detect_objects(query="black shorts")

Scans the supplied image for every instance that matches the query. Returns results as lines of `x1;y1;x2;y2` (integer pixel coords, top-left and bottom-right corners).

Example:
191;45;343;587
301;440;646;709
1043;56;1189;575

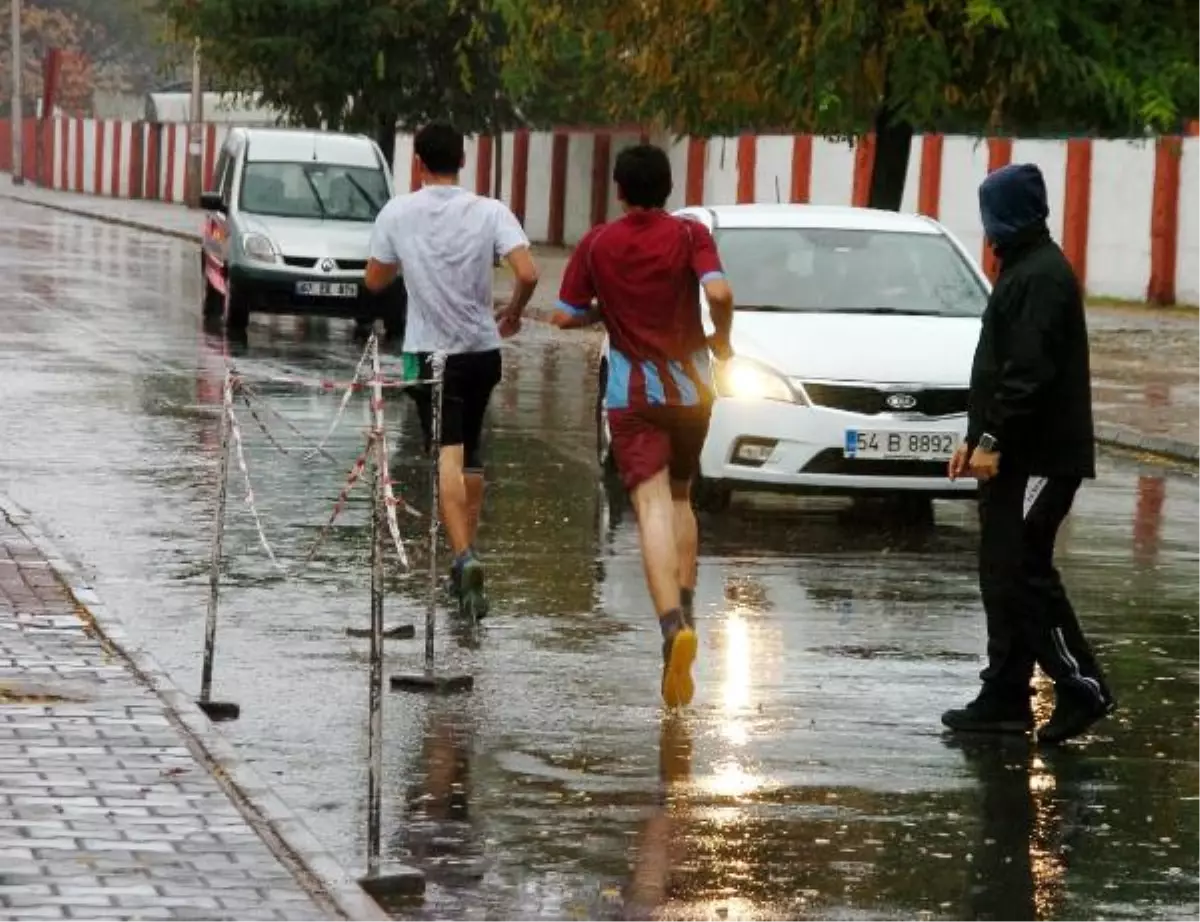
407;350;502;470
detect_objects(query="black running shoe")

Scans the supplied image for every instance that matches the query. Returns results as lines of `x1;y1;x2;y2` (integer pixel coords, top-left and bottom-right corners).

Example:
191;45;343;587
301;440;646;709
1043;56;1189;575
941;692;1034;734
1038;689;1115;745
449;552;488;621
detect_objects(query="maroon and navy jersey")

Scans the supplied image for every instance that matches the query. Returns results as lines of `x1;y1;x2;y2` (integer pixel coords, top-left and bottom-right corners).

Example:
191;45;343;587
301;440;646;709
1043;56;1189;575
557;211;724;410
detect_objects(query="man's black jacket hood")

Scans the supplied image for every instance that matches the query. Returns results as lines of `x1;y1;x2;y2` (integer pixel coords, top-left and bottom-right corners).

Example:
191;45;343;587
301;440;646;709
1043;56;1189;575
968;163;1095;478
978;163;1050;249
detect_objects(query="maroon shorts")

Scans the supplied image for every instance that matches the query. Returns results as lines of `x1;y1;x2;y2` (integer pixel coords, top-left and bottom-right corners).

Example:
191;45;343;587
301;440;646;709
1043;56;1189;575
607;405;712;491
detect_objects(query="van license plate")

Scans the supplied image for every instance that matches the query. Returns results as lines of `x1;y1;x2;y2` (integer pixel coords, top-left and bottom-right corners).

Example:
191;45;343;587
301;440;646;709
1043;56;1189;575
296;281;357;298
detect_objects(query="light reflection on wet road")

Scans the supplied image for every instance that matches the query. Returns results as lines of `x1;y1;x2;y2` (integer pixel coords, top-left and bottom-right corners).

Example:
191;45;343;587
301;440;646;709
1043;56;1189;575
1;203;1196;921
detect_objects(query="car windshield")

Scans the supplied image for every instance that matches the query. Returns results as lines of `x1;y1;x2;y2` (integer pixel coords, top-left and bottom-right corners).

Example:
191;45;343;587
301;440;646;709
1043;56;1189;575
714;226;989;317
239;161;387;222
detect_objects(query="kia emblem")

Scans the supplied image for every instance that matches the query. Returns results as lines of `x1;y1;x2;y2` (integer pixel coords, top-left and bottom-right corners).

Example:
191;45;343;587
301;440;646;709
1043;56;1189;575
886;392;918;410
320;258;336;273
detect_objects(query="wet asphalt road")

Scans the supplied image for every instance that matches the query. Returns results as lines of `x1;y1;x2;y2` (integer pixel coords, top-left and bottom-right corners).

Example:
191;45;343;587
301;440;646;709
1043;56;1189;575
0;203;1197;921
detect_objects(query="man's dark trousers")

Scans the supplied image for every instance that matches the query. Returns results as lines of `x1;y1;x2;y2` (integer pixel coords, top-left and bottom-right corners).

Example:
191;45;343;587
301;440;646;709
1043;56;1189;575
977;468;1110;706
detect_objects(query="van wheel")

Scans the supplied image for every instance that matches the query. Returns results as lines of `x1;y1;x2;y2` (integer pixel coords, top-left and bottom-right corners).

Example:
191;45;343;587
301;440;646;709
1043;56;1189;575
225;279;250;332
382;281;408;343
202;257;224;318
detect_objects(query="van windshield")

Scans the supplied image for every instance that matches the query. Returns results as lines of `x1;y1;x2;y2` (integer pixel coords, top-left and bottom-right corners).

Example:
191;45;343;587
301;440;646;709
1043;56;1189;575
239;161;388;222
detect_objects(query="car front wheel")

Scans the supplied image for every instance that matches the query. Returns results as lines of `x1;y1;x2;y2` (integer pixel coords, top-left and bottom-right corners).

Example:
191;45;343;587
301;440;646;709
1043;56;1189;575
595;358;616;474
892;493;934;524
693;479;731;513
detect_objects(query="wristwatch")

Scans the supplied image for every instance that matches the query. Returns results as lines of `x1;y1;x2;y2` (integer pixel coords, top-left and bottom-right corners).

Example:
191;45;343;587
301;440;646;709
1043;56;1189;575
978;433;999;453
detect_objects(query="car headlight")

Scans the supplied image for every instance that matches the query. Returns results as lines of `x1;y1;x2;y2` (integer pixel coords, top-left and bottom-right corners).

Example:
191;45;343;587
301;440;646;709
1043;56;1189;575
714;357;796;402
242;233;278;263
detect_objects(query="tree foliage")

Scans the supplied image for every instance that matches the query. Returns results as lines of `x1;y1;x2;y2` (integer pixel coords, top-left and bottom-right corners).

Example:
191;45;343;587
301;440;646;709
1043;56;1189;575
499;0;1198;137
0;3;97;114
164;0;516;161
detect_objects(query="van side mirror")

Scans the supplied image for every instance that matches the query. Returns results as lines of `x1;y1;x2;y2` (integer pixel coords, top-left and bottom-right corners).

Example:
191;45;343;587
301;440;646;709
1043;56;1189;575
200;191;226;213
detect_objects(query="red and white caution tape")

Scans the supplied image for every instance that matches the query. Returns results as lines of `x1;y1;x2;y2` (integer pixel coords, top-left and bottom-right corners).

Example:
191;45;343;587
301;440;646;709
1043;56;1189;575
225;387;286;573
235;378;339;465
238;389;292;455
303;334;374;461
371;336;410;569
237;369;439;391
302;432;376;565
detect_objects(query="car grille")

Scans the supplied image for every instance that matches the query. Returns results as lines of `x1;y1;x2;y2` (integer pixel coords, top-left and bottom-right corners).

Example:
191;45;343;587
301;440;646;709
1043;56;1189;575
799;382;967;417
281;256;368;272
802;448;947;478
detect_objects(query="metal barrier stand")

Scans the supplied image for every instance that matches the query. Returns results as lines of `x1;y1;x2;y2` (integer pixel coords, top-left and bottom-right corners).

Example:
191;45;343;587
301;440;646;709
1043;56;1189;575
358;460;424;899
196;371;241;722
391;351;474;694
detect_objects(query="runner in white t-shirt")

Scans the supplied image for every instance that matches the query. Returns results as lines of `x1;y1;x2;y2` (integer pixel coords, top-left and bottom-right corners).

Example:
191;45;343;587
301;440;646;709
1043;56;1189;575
365;123;540;620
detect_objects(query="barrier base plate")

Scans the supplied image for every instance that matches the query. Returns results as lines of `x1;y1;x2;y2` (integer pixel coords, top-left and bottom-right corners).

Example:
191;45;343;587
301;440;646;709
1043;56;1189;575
359;862;425;900
390;672;474;694
345;624;416;640
197;699;241;721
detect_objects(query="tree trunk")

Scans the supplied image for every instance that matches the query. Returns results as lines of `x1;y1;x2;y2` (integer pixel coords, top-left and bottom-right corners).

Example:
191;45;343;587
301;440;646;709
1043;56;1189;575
374;114;397;175
867;104;913;212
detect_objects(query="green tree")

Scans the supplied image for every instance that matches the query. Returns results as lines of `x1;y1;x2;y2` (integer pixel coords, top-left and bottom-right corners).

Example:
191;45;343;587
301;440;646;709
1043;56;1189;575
498;0;1199;209
163;0;516;165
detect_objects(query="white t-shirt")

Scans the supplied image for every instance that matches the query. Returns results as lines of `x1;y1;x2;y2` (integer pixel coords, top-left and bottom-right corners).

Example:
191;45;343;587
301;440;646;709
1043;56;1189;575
369;185;529;354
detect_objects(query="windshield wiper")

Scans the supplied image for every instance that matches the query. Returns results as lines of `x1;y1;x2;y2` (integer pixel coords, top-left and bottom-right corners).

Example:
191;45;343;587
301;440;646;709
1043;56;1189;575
824;306;930;315
343;173;381;213
735;305;803;313
300;170;328;219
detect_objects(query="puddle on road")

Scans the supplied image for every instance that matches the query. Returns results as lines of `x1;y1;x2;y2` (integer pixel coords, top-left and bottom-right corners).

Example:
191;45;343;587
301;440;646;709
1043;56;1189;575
0;211;1196;920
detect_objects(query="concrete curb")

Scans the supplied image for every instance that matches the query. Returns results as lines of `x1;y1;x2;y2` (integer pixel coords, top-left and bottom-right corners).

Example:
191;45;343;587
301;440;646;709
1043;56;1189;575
1;191;203;243
0;493;393;922
1095;423;1200;465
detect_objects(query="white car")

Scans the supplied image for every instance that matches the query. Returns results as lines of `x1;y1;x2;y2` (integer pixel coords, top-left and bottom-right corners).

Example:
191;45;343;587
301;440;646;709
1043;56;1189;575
597;204;990;513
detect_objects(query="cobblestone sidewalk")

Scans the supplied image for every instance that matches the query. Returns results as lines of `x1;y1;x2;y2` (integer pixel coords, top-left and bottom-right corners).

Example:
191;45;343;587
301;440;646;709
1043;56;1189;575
0;506;373;921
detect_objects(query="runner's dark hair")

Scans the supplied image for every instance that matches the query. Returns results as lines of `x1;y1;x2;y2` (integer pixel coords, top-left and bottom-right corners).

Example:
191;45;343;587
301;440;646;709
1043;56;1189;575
614;144;673;209
414;123;465;176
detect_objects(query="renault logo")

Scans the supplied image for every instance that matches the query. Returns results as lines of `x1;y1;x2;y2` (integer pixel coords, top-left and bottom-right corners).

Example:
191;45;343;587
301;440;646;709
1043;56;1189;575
320;258;336;273
886;393;918;410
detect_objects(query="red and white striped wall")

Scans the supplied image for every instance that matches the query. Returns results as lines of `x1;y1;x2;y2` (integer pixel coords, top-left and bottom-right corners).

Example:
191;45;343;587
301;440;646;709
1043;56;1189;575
3;117;1196;305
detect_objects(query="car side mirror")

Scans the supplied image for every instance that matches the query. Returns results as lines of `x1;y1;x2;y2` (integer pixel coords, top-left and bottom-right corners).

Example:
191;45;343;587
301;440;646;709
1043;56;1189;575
200;191;226;213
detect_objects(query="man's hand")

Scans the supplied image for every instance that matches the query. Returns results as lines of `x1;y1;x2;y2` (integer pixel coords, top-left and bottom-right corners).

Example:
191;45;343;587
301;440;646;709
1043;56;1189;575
552;305;601;329
968;447;1001;482
948;443;969;481
708;331;733;362
495;306;522;339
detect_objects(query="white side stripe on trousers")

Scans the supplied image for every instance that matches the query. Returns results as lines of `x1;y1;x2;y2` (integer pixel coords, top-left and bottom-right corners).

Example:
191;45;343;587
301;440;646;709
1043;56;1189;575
1052;626;1105;702
1023;476;1048;519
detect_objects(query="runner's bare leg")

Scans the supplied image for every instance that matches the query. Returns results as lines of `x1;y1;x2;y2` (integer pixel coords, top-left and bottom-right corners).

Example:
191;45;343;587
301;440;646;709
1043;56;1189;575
464;472;485;545
671;479;698;614
439;445;472;555
630;469;681;615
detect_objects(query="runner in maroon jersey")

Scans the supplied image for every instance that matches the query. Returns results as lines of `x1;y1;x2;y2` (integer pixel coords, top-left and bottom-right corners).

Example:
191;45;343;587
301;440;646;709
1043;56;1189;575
552;145;735;706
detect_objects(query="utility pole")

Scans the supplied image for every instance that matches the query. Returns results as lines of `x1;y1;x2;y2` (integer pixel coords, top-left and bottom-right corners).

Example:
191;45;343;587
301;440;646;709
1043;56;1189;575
10;0;23;184
185;36;203;207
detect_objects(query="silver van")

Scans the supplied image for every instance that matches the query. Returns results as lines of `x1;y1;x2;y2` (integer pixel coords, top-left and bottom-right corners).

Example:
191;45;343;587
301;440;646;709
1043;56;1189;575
200;128;406;336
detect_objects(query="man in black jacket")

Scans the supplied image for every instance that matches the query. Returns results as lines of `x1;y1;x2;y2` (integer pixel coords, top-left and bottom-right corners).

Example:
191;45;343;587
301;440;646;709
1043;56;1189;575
942;162;1115;745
